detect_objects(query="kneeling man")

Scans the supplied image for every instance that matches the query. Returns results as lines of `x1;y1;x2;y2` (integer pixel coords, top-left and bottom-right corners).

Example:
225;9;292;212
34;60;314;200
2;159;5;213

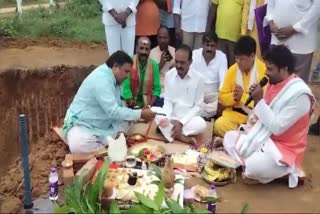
63;51;156;154
223;45;314;188
152;45;207;146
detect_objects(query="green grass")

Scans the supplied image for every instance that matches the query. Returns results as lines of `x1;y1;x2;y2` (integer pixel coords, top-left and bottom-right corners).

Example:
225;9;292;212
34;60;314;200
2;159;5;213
0;0;105;42
0;0;48;8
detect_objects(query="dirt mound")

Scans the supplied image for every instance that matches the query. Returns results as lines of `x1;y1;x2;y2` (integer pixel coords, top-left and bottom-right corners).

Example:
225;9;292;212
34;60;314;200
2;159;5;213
1;38;104;49
0;65;94;176
0;131;67;213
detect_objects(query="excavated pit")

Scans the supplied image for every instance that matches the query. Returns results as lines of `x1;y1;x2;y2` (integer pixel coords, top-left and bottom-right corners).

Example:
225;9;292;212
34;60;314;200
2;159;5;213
0;65;95;212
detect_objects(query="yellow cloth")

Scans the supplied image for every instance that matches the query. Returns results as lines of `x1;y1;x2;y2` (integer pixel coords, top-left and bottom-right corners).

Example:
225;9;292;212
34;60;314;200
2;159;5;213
241;0;266;59
212;0;245;43
214;58;266;137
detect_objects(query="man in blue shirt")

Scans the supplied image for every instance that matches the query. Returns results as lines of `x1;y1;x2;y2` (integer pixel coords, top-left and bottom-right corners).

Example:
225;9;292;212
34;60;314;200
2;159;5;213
63;51;156;153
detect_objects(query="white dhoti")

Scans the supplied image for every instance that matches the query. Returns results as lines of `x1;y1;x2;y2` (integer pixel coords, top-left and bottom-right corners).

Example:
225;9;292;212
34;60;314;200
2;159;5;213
151;107;207;142
200;83;219;118
66;122;133;154
66;126;107;154
223;131;301;188
105;24;135;56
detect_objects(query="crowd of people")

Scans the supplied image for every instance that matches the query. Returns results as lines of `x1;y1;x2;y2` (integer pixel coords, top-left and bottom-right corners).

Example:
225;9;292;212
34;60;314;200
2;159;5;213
63;0;320;188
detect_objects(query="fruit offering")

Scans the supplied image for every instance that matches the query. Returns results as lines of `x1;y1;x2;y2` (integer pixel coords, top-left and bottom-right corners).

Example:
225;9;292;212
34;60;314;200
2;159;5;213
138;148;157;161
202;160;234;184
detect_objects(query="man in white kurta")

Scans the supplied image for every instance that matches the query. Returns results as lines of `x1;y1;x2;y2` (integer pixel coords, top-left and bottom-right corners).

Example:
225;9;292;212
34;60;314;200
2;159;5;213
152;45;207;145
99;0;139;56
191;32;228;118
266;0;320;83
223;45;314;188
173;0;211;49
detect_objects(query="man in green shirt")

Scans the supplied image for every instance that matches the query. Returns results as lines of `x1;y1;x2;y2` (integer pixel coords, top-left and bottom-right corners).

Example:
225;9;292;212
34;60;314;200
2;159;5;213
207;0;244;67
122;36;161;108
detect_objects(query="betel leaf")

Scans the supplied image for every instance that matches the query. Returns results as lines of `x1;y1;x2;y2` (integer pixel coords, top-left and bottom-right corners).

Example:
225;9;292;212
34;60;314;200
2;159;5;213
165;197;184;214
154;182;165;208
124;205;148;214
109;200;121;214
134;192;159;210
149;163;162;179
193;208;210;214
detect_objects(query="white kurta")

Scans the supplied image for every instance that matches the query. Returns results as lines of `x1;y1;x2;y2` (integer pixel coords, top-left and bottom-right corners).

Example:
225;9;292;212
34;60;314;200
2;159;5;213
152;68;207;142
173;0;211;33
99;0;139;56
223;94;311;187
266;0;320;54
191;49;228;117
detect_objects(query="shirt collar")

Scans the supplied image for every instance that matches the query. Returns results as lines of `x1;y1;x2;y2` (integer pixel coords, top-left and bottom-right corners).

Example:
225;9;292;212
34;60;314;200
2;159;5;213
106;64;117;86
175;67;193;79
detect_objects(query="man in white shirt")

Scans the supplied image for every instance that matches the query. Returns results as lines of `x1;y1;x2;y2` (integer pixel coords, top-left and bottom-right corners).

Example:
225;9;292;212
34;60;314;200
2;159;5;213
191;32;228;118
151;45;207;146
173;0;211;50
99;0;139;56
150;26;175;106
266;0;320;83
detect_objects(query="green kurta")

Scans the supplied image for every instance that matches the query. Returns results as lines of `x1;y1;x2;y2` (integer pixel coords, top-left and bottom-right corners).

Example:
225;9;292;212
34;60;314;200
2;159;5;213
122;58;161;107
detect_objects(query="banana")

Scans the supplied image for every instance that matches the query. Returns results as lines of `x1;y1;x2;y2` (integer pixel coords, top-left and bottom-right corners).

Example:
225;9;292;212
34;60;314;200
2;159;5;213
204;165;216;176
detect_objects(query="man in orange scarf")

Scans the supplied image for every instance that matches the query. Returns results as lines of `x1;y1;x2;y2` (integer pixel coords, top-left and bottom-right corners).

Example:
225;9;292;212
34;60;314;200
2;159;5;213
122;37;161;108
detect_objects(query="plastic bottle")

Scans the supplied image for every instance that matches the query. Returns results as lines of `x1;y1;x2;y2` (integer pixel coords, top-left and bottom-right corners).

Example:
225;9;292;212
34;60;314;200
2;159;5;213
207;184;217;214
49;167;59;201
197;147;208;173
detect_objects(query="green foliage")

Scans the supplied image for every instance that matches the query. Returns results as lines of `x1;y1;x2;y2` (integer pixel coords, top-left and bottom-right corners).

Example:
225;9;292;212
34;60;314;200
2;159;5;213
0;0;105;42
54;158;110;214
241;203;249;214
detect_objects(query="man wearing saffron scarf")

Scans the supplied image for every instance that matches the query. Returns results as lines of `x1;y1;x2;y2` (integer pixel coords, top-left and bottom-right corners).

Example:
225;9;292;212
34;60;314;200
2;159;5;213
214;36;265;137
122;37;161;108
223;45;314;188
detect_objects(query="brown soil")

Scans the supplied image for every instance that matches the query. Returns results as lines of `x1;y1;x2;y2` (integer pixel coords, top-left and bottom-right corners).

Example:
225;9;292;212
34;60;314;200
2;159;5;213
0;41;319;213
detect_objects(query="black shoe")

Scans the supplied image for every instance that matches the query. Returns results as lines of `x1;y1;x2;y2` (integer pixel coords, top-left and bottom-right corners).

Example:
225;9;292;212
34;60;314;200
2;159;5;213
309;121;320;136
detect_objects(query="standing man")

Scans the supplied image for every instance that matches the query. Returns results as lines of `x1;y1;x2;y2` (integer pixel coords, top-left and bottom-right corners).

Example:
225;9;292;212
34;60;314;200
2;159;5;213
99;0;139;56
150;26;175;106
191;32;228;118
223;45;314;188
173;0;211;50
135;0;160;49
122;37;162;108
152;45;206;145
63;51;156;154
266;0;320;83
214;36;265;137
155;0;177;47
207;0;244;67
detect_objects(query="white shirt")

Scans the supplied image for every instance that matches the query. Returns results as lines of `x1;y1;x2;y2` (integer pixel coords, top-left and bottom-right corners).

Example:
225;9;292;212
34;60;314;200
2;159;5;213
163;68;205;125
191;48;228;95
99;0;139;26
173;0;211;33
266;0;320;54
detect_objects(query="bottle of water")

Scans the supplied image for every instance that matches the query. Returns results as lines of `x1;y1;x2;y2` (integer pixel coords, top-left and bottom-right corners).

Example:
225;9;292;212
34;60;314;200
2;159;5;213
197;147;208;173
207;184;217;214
49;167;59;201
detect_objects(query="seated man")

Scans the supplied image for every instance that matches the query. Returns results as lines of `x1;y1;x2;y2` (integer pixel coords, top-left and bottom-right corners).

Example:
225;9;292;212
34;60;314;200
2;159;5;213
150;26;175;106
223;45;314;188
191;31;228;118
214;36;265;137
122;36;161;108
152;44;207;146
63;51;156;154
